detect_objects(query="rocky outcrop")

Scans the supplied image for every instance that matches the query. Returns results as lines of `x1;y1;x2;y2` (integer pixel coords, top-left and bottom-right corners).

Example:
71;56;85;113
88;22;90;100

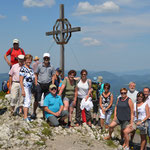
0;96;122;150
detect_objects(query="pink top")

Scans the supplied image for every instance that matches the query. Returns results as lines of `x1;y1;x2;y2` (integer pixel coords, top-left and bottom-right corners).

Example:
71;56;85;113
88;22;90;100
9;63;22;81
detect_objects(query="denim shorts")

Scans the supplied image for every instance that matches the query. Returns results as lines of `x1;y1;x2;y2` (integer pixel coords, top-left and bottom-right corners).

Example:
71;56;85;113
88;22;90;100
99;108;112;125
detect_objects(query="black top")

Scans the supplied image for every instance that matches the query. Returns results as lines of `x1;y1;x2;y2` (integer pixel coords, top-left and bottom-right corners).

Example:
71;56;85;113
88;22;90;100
117;97;131;121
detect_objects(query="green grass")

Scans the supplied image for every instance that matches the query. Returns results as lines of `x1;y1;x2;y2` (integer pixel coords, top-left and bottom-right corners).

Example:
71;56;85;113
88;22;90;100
42;122;50;128
34;141;45;146
106;139;117;148
41;127;52;137
21;128;36;135
22;128;31;134
0;91;6;99
17;136;24;140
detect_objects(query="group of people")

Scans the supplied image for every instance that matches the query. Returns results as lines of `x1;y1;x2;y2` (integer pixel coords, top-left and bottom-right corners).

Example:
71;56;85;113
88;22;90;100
4;39;150;150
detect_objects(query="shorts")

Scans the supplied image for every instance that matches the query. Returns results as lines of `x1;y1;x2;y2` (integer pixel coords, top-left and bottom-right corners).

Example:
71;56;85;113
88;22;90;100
99;108;112;125
134;120;148;135
137;125;147;135
115;118;130;130
63;97;74;107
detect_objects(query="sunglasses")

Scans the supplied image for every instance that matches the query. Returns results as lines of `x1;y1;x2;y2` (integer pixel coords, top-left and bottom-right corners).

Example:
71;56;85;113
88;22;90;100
51;88;57;91
44;57;50;60
121;92;127;95
137;96;143;98
104;87;109;89
82;74;87;76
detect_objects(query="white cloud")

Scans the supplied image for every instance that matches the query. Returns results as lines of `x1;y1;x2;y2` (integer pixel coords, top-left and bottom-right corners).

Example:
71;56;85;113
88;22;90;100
21;16;29;22
0;14;6;19
74;1;119;15
114;0;132;5
23;0;55;7
81;37;102;46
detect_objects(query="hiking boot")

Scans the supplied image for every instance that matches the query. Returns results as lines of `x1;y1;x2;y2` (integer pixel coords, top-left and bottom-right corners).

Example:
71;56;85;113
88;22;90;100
31;113;37;119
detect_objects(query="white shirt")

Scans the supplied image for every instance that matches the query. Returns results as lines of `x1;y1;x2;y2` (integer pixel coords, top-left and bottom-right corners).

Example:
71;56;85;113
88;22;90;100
80;97;93;111
146;95;150;108
134;102;147;121
145;95;150;119
127;90;138;103
77;79;89;99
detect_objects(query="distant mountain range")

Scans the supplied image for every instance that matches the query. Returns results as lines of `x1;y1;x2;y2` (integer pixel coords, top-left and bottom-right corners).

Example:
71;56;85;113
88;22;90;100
1;70;150;102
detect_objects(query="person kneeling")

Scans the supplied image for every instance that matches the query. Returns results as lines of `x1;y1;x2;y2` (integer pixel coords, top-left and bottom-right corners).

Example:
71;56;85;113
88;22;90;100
43;84;68;127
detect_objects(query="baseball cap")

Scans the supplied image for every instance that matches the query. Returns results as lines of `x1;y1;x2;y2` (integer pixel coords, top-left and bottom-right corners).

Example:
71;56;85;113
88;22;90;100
49;84;57;89
43;53;50;58
13;39;19;44
56;67;62;72
18;55;25;60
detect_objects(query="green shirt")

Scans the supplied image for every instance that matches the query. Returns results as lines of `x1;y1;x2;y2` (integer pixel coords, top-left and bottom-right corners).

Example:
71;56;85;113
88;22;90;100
62;78;77;99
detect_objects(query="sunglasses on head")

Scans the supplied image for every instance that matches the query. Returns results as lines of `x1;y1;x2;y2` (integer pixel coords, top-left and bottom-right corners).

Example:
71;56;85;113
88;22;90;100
121;92;127;95
51;87;57;91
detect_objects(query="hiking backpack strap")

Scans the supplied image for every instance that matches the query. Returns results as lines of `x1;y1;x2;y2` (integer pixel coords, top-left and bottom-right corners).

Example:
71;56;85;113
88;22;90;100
10;47;23;55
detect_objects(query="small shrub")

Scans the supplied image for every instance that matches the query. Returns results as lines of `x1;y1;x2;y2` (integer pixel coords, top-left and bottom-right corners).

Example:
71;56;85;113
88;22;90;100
42;127;52;137
106;139;117;148
35;141;45;146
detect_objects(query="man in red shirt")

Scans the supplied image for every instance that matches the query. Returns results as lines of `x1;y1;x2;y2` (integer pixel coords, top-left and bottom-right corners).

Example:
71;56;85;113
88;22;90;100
4;39;25;67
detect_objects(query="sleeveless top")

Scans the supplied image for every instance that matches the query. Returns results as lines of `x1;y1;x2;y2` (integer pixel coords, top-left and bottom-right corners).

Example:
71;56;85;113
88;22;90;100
77;79;89;99
100;93;112;109
117;97;131;121
134;102;147;121
62;78;77;99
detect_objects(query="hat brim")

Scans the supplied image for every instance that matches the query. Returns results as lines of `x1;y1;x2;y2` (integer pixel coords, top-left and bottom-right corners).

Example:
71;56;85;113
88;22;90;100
33;58;39;61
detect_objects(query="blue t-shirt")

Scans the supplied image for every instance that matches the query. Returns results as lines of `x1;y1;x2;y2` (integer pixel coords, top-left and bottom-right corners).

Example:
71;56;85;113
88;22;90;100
19;65;34;88
44;93;63;118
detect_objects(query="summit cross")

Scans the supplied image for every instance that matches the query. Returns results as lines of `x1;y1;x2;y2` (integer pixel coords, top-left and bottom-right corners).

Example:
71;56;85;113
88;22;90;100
46;4;81;76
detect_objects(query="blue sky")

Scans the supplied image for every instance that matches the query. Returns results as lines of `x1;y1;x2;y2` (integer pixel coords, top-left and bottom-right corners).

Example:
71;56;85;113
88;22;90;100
0;0;150;74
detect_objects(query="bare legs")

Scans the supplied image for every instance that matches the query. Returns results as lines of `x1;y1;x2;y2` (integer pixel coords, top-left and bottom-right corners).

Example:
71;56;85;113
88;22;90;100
23;107;28;119
104;120;118;140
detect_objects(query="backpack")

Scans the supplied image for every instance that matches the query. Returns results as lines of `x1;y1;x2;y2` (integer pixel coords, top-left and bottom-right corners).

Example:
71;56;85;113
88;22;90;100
91;81;98;100
2;81;8;92
10;47;23;55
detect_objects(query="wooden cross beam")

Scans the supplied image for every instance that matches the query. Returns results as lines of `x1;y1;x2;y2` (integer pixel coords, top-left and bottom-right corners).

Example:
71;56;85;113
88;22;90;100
46;4;81;76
